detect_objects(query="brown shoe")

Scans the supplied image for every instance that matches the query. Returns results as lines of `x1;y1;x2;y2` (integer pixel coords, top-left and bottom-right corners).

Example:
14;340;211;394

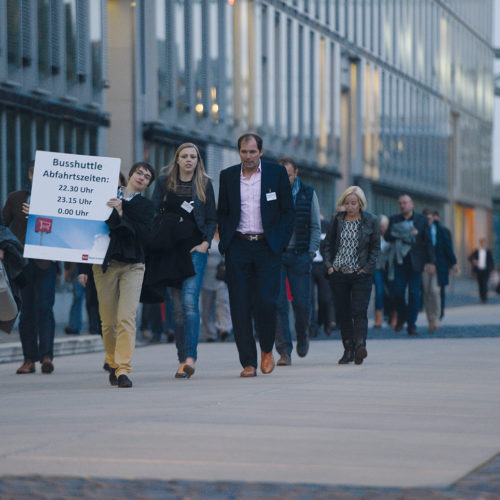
41;358;54;374
240;366;257;377
260;351;275;374
16;360;35;374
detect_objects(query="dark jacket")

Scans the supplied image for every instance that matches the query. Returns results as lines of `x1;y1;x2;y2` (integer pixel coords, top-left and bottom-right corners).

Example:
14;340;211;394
0;226;26;333
293;182;314;253
385;212;435;272
2;187;52;270
141;213;196;302
322;211;380;274
79;194;154;276
432;222;457;287
217;161;294;255
151;174;217;246
468;248;494;274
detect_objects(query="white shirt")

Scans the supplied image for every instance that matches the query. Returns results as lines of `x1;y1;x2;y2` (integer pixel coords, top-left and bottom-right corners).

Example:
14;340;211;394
477;248;487;270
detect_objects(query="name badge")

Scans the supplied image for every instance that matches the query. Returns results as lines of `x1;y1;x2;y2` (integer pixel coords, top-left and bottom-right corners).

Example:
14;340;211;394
181;201;194;213
266;192;277;201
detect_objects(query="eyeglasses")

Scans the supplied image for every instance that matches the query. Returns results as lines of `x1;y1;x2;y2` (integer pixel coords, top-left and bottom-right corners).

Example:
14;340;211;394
135;170;152;181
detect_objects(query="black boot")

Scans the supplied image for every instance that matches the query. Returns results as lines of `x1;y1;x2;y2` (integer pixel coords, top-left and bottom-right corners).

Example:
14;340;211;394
354;343;368;365
338;340;354;364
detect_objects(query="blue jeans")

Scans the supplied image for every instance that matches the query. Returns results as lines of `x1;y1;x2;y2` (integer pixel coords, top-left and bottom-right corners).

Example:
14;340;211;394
275;251;312;356
393;262;422;328
373;269;385;311
68;273;85;332
170;251;208;362
19;261;57;361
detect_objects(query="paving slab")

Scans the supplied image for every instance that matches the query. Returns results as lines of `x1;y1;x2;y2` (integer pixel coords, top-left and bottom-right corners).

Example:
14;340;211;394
0;337;499;492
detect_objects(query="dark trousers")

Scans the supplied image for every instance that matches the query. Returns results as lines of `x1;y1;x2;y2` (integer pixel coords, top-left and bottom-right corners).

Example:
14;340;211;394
19;261;57;361
440;285;446;318
393;261;422;328
311;262;334;332
225;237;281;368
275;251;312;356
329;271;372;347
476;270;490;302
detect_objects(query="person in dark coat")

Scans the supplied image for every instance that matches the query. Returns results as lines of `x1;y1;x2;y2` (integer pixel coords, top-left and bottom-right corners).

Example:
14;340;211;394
385;194;436;335
432;211;457;319
469;238;495;303
0;224;26;333
151;142;217;379
322;186;380;365
2;163;58;375
217;133;294;377
78;162;155;388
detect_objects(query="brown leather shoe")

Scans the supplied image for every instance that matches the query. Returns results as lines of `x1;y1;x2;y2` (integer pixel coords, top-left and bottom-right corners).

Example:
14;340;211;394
41;358;54;374
240;366;257;377
16;360;35;374
260;351;275;374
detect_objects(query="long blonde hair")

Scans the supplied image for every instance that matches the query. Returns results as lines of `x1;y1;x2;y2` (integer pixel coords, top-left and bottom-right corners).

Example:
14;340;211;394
163;143;211;203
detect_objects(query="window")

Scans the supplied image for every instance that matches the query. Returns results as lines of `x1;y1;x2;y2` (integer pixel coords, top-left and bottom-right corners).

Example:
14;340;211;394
64;0;78;85
38;0;51;78
90;0;103;100
7;0;22;70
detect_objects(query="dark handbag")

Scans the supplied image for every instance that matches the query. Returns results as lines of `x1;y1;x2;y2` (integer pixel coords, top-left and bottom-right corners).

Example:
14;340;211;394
215;260;227;282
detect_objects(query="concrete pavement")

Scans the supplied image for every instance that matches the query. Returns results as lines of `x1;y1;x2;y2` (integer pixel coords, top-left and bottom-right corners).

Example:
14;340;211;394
1;335;499;493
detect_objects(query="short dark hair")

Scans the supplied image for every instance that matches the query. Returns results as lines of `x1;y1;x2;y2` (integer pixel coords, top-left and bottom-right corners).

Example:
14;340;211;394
422;208;431;216
278;157;297;171
128;161;155;186
238;133;263;151
432;210;440;217
119;172;126;187
398;193;412;201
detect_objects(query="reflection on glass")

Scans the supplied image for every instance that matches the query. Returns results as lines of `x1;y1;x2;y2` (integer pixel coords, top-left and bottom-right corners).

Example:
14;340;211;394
175;2;186;114
64;0;77;85
90;0;103;99
38;0;50;78
7;0;21;69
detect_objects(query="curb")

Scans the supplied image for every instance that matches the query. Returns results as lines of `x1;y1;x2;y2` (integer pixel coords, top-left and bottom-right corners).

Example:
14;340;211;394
0;335;104;364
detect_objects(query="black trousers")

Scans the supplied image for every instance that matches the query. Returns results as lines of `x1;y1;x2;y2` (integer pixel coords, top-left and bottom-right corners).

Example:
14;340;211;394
311;262;334;331
225;237;281;368
329;271;373;347
476;270;490;302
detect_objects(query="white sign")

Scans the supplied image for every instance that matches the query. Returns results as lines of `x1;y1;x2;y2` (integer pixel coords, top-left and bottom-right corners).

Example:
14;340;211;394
23;151;121;264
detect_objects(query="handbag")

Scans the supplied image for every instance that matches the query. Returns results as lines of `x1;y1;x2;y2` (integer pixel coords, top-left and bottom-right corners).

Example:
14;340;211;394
0;260;18;321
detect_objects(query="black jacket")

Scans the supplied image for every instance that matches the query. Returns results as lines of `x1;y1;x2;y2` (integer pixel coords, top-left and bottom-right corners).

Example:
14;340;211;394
385;212;435;272
468;248;494;274
151;174;217;246
217;161;294;255
0;226;26;333
322;211;380;274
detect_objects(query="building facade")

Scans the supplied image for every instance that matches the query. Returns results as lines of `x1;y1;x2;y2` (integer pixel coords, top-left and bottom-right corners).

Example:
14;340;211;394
0;0;108;203
1;0;494;271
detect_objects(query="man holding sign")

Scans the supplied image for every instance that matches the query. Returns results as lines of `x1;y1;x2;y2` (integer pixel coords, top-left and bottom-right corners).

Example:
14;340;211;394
2;163;58;375
78;162;155;388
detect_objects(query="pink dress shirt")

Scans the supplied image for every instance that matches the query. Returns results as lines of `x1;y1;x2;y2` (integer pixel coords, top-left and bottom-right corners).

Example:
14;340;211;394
236;163;264;234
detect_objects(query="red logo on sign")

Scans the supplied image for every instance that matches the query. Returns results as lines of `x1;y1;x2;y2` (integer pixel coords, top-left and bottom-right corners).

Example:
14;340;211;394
35;217;53;233
82;254;89;261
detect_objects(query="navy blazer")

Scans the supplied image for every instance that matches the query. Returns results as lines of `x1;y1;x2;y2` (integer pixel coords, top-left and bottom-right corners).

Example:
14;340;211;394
217;161;294;255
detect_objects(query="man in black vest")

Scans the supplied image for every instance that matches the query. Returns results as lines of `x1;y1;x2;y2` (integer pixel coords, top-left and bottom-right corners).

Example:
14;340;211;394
275;158;321;365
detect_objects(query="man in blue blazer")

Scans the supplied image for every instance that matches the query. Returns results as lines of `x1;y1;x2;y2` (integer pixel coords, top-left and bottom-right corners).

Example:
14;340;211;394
218;133;294;377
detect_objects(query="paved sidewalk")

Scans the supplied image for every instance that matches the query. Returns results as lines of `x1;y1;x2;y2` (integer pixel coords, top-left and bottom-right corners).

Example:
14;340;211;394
1;337;499;499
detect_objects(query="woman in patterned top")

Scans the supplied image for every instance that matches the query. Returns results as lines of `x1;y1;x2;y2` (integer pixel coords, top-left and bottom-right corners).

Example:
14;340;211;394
321;186;379;365
152;143;217;379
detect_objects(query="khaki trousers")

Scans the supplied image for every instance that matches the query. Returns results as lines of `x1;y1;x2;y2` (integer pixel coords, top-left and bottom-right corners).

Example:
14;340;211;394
93;261;145;377
422;268;440;326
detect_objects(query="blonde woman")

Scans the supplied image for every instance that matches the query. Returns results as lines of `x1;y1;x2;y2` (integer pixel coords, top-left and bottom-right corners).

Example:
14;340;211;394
321;186;379;365
151;143;216;378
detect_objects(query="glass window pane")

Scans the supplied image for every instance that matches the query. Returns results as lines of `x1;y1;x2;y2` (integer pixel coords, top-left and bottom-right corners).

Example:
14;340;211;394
64;0;78;85
90;0;103;100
